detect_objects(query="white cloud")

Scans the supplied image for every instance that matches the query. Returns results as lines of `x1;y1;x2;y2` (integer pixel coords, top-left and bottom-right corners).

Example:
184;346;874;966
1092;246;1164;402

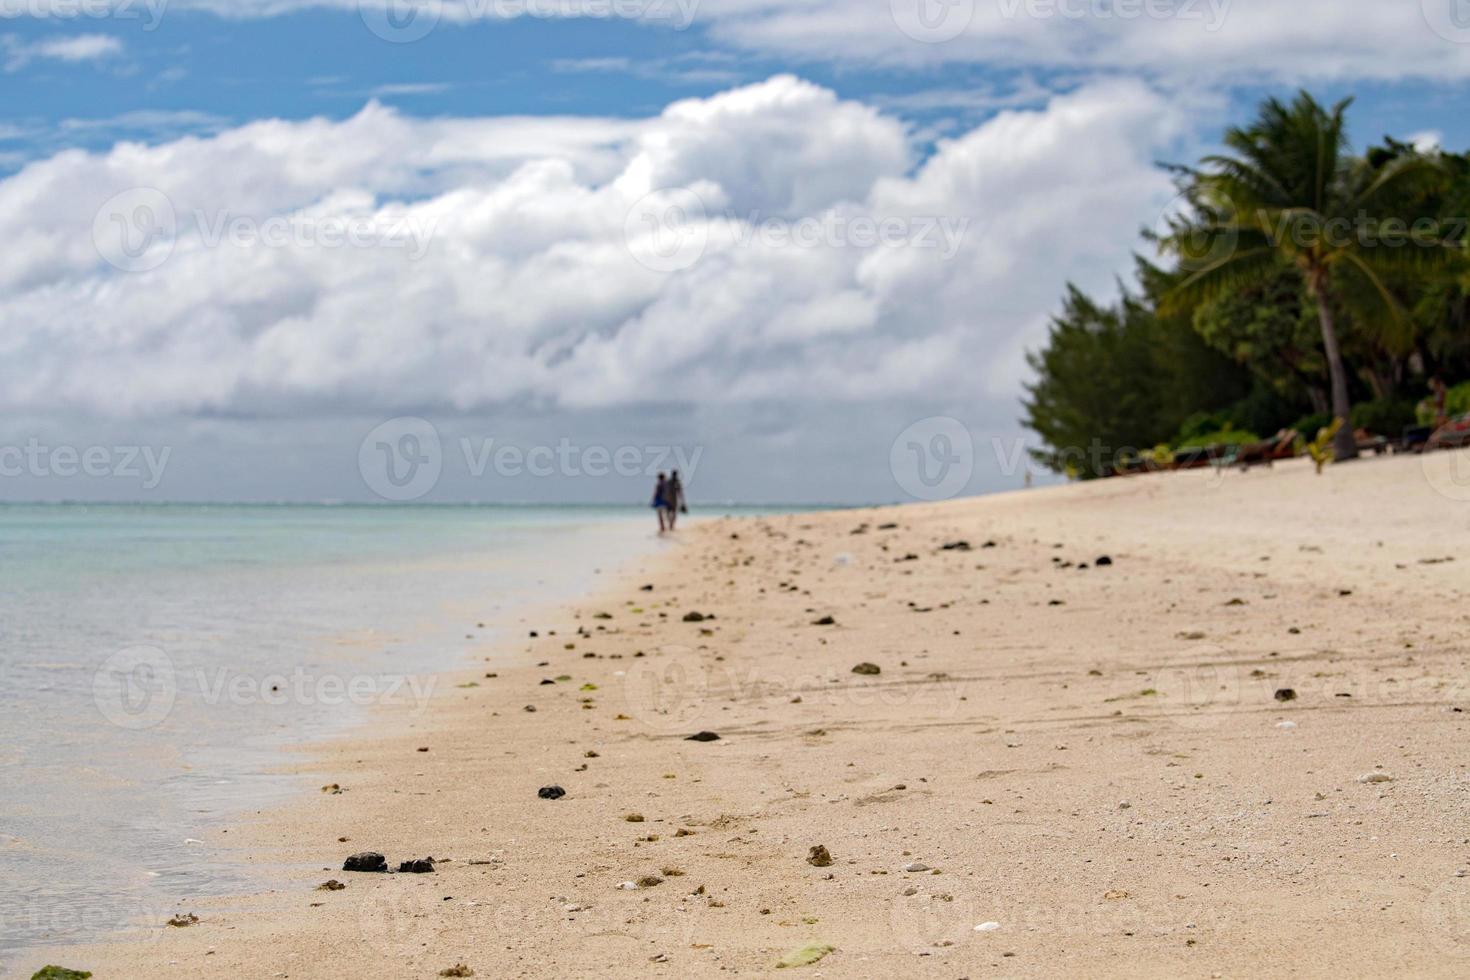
8;0;1470;80
0;75;1180;430
2;32;123;72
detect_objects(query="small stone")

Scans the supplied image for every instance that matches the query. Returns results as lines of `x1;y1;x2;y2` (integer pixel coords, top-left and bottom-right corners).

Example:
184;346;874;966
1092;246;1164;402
1096;556;1113;567
852;663;882;676
538;785;567;800
807;845;833;868
1274;688;1297;702
637;875;664;888
625;813;645;823
1104;890;1130;900
682;612;707;623
316;880;346;891
398;858;436;874
685;731;721;742
813;616;837;626
617;881;639;890
1276;721;1297;730
903;862;931;873
439;965;473;978
1358;772;1393;784
166;913;199;928
342;852;388;873
1118;801;1131;810
975;922;1001;932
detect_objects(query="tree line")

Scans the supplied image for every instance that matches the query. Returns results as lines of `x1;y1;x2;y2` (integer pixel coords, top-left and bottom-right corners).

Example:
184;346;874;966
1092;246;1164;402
1023;92;1470;479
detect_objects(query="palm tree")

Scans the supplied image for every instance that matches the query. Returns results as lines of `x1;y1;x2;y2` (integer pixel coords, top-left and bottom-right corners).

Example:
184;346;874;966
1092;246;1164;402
1158;92;1451;461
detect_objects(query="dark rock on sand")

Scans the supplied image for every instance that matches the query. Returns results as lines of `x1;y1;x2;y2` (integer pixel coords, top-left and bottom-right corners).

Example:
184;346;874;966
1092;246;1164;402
813;615;837;626
166;913;199;927
941;541;972;552
317;879;347;891
538;785;567;800
685;731;721;742
1275;688;1298;702
852;663;881;676
682;612;707;623
1096;556;1114;566
807;845;833;867
343;852;388;873
398;858;436;874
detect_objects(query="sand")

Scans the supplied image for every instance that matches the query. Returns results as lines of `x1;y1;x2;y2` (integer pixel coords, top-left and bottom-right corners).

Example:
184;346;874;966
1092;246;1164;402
18;453;1470;979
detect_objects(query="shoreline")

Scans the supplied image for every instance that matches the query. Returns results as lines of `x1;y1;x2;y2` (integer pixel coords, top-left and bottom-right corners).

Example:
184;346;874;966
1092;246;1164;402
2;510;666;971
17;454;1470;978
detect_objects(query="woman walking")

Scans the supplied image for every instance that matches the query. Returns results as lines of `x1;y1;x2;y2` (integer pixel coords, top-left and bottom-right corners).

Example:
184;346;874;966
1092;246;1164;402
652;472;670;534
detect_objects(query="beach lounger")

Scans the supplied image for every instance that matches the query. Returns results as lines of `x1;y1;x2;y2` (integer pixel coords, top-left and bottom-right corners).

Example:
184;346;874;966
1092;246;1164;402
1235;429;1299;470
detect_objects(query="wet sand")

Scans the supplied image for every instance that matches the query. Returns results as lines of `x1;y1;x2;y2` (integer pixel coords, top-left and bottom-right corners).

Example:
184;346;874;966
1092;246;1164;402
19;453;1470;978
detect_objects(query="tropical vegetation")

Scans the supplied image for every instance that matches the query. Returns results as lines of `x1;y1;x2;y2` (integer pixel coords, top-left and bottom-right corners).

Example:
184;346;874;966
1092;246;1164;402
1024;92;1470;479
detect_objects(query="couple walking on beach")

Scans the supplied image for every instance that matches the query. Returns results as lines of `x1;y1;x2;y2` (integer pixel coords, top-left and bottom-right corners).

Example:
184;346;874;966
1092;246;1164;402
652;470;686;533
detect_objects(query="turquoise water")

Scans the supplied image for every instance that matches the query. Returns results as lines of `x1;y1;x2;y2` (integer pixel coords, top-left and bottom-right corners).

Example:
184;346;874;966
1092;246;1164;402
0;504;679;961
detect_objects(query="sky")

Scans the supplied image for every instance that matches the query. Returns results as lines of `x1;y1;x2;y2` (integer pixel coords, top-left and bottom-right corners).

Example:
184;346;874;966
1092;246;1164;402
2;0;1470;505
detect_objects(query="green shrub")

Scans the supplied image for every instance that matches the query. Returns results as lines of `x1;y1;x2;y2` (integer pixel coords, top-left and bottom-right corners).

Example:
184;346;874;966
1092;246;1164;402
1172;412;1230;446
1351;397;1417;435
1449;381;1470;417
1416;380;1470;425
1291;412;1332;438
1178;427;1261;449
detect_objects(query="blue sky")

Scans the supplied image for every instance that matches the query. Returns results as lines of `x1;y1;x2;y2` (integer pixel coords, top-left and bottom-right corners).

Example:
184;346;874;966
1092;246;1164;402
8;6;1470;167
2;1;1470;504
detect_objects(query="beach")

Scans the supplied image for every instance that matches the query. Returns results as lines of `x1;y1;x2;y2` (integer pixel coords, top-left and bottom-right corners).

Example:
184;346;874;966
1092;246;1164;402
16;453;1470;979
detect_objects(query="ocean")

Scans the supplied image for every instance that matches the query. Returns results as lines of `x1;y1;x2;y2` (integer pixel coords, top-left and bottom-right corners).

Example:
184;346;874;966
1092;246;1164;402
0;503;681;960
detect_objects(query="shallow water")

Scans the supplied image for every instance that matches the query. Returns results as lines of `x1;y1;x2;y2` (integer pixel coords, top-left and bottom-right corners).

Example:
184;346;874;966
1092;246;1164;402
0;504;674;960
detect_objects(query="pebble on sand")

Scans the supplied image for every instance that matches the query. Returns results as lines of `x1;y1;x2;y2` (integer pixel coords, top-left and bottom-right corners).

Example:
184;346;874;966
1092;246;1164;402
807;845;834;867
538;785;567;800
1358;772;1393;784
398;858;436;873
1274;688;1298;702
852;663;882;676
342;852;388;873
685;731;721;742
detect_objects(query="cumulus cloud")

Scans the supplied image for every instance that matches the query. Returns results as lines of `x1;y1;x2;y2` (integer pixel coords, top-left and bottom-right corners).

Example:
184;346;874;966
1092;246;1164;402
0;75;1182;431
